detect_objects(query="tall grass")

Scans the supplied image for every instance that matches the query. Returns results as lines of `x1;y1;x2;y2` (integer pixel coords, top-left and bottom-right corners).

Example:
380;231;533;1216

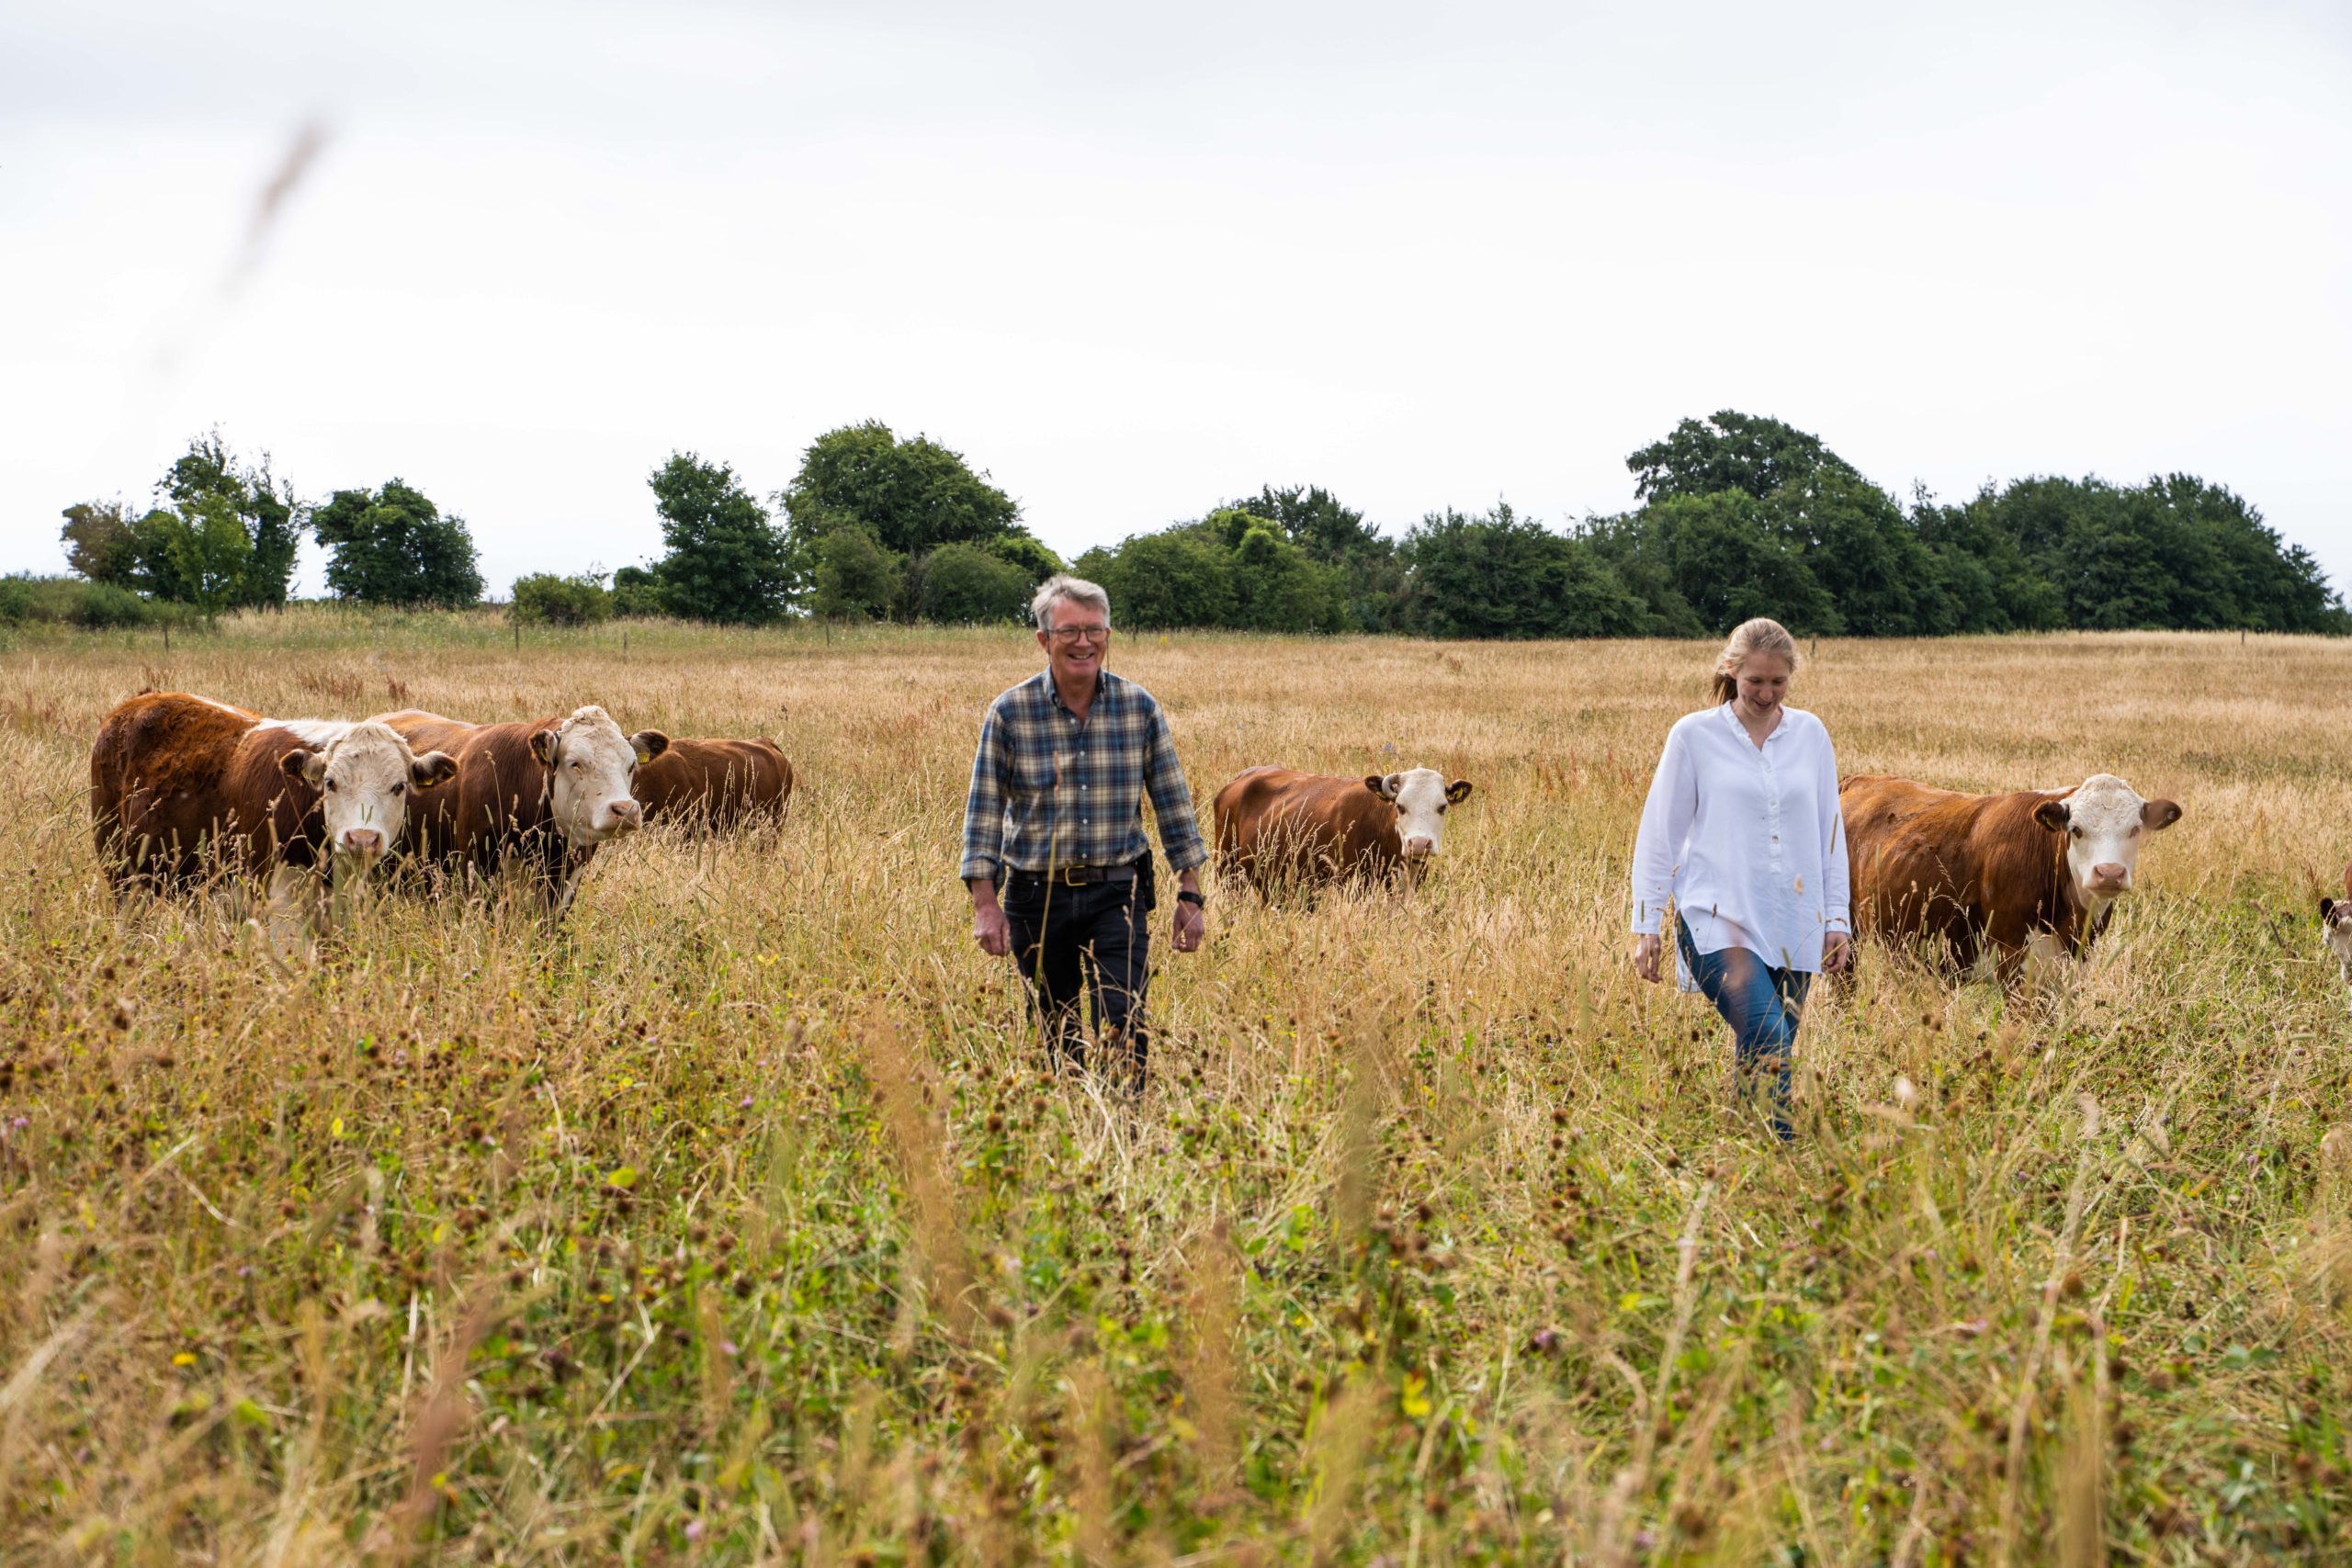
1;619;2349;1562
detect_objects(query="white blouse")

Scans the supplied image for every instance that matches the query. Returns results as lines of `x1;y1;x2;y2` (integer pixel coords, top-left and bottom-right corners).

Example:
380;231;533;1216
1630;702;1851;982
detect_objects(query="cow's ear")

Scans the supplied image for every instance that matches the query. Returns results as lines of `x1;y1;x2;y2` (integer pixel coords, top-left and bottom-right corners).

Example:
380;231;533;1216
410;750;458;790
1445;779;1473;805
529;728;560;768
1363;774;1396;800
2032;799;2070;833
281;747;325;786
630;729;670;764
2142;798;2182;831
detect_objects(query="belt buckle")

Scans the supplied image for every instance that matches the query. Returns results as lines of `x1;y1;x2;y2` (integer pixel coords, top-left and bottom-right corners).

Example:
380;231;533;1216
1057;865;1088;887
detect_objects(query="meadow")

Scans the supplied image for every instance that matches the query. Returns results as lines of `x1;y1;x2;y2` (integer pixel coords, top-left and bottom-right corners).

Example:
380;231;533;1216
4;610;2351;1565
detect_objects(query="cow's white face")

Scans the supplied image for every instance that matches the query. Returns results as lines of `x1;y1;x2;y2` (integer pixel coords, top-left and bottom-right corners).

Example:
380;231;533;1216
2320;871;2352;977
1365;768;1474;862
531;705;669;846
282;721;458;870
2032;773;2182;912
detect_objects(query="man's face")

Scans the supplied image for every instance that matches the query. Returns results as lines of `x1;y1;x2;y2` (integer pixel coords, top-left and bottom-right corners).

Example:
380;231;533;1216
1035;598;1111;690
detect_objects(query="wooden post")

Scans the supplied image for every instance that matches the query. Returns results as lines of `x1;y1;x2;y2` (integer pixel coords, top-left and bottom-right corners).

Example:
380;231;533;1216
514;620;520;654
163;623;170;653
622;628;628;659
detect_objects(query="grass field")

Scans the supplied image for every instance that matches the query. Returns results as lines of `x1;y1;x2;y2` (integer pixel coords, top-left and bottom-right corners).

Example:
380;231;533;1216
5;610;2352;1564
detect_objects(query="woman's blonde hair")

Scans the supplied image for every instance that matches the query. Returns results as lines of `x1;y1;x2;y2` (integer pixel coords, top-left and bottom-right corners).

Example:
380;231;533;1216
1711;617;1800;705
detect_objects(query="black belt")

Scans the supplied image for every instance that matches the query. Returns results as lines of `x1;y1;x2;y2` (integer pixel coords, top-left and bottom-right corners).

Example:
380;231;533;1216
1010;863;1139;887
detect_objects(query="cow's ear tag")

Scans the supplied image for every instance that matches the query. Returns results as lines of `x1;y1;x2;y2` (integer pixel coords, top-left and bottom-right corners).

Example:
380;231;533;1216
2032;800;2070;833
412;751;458;790
631;729;671;764
530;729;560;767
1446;779;1474;805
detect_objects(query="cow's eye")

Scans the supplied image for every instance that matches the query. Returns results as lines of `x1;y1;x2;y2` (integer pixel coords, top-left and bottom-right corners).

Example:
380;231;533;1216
391;782;405;795
325;778;338;792
571;761;584;773
1437;804;1447;814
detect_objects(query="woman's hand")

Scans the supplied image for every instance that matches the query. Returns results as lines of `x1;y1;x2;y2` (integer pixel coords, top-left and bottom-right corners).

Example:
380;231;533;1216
1633;932;1664;984
1822;932;1851;975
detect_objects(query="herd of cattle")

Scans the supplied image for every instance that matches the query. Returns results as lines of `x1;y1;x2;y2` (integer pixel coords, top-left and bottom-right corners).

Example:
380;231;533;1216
90;687;2337;990
90;691;791;911
1216;762;2194;979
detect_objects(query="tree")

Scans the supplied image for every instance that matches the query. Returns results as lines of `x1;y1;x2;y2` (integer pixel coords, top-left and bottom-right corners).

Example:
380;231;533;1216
648;453;792;624
1204;509;1344;632
919;540;1034;623
60;501;141;587
1627;410;1864;503
1762;472;1953;636
155;432;300;608
310;479;483;607
142;491;256;618
1085;528;1237;629
808;527;904;621
610;565;667;618
1638;492;1840;635
511;572;613;626
1235;485;1403;631
781;421;1023;558
1402;503;1649;639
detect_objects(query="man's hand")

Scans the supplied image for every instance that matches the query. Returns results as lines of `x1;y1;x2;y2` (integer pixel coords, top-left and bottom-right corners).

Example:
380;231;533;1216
968;877;1012;957
1823;931;1852;975
1633;931;1664;984
1170;870;1206;953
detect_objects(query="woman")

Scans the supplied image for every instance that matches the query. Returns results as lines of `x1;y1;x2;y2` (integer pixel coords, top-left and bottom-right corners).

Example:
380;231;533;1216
1630;618;1850;1140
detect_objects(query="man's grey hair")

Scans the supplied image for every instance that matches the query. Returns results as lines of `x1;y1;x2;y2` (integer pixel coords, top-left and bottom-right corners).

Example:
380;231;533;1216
1031;573;1111;633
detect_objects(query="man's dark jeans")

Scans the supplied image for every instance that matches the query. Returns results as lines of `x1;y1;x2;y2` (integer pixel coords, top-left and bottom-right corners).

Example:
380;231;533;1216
1675;914;1811;1142
1001;858;1156;1088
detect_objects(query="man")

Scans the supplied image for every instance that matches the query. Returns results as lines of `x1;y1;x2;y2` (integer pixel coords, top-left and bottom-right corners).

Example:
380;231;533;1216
960;574;1208;1087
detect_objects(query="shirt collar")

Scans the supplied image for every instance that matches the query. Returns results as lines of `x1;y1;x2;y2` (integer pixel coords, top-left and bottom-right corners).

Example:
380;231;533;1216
1720;700;1790;744
1046;668;1107;713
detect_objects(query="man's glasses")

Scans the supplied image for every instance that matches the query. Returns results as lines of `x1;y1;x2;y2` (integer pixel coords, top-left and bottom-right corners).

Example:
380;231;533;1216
1047;625;1110;644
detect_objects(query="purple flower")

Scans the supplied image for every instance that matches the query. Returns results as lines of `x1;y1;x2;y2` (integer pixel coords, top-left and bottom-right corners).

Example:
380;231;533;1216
720;1339;740;1356
684;1519;705;1541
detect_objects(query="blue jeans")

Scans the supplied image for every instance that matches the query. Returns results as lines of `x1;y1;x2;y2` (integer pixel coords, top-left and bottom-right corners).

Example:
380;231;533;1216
1001;859;1157;1089
1676;916;1811;1141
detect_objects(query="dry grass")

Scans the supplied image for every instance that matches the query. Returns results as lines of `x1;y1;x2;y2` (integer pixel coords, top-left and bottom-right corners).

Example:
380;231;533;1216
3;609;2351;1563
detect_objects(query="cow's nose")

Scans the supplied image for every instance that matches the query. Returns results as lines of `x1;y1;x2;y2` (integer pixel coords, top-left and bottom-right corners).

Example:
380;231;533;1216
342;829;383;856
1404;836;1434;858
609;799;643;831
2089;863;2129;891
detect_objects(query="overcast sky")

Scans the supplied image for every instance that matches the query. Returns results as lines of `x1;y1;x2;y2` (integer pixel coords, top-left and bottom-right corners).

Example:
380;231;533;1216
6;0;2349;598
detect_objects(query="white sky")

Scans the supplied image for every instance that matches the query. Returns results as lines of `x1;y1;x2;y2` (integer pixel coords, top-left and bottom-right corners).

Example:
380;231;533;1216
6;0;2349;598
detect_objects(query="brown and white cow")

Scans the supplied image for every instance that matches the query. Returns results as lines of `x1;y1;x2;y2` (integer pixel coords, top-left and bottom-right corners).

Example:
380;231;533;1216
1841;772;2183;979
1214;765;1474;895
90;691;457;890
633;737;795;829
2319;865;2352;1010
373;705;668;911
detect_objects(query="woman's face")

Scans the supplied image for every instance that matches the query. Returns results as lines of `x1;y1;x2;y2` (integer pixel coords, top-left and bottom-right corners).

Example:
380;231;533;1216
1736;653;1792;711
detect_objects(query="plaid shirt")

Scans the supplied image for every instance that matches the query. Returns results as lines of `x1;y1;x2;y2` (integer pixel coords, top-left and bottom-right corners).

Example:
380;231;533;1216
959;669;1207;881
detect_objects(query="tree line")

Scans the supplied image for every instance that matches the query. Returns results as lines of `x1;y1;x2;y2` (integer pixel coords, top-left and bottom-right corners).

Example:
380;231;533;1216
20;411;2346;637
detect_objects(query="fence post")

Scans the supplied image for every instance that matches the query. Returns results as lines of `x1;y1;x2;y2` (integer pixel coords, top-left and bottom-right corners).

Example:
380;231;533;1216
163;623;170;653
514;620;520;654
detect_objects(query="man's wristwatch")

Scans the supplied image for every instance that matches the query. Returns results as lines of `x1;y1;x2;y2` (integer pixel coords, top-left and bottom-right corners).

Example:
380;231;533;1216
1176;889;1204;908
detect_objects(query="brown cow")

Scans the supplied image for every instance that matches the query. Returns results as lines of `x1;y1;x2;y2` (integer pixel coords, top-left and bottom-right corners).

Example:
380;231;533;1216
373;705;668;912
1842;772;2182;979
1214;765;1474;895
90;691;457;890
634;738;795;829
